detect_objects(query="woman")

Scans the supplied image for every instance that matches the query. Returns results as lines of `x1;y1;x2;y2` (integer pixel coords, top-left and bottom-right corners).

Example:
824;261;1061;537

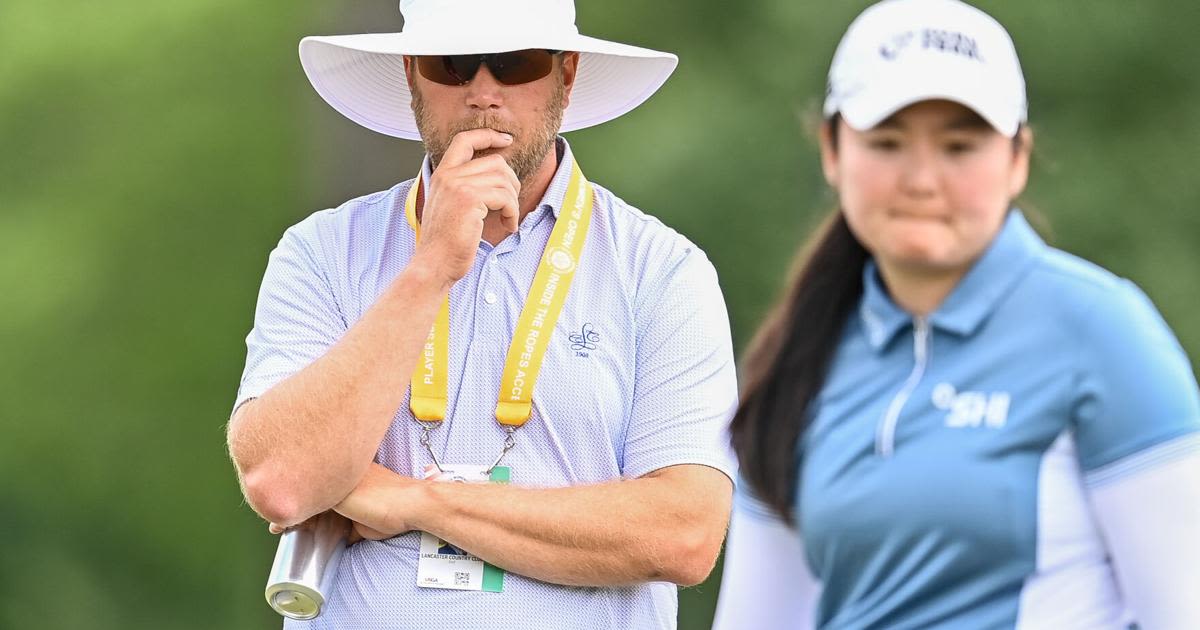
714;1;1200;628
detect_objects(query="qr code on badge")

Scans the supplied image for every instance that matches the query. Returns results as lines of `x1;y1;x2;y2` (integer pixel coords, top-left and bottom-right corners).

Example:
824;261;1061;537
454;571;470;586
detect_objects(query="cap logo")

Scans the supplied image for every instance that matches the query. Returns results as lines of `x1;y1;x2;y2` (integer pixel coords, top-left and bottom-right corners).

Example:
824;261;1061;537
879;28;982;62
922;28;982;61
879;32;915;60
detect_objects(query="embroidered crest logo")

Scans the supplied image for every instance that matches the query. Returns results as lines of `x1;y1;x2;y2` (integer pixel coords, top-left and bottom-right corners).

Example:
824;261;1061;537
568;323;599;357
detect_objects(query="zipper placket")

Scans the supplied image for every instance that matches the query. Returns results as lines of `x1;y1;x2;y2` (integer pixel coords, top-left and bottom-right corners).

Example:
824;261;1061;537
875;317;931;457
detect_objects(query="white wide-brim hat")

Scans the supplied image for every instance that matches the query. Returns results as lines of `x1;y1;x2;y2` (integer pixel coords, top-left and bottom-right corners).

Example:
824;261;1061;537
823;0;1028;136
299;0;678;140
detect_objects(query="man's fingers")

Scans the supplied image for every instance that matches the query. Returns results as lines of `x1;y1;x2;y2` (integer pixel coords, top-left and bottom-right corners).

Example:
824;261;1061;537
454;154;521;189
441;170;517;200
449;155;522;214
478;187;520;232
269;523;285;535
497;194;519;233
440;129;515;169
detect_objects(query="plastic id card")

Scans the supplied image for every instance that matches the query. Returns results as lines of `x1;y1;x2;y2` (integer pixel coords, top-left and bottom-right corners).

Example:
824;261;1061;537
416;464;510;592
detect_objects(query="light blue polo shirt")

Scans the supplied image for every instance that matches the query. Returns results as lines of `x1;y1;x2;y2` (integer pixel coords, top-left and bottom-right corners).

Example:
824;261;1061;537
236;138;738;629
737;210;1200;629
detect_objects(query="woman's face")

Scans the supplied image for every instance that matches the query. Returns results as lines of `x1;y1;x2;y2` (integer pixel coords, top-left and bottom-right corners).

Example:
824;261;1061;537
820;100;1032;276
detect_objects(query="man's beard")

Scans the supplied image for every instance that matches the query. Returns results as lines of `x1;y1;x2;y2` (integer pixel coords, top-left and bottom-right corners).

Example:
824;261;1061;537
411;78;566;186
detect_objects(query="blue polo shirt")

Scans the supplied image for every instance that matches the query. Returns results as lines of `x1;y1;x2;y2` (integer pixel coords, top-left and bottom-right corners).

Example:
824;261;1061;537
737;210;1200;628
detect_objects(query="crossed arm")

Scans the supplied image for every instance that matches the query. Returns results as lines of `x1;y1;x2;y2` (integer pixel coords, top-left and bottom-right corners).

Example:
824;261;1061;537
227;258;734;587
334;462;732;587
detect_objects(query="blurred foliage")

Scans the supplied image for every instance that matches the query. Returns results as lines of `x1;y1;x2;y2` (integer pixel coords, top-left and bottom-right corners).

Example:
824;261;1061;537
1;1;1196;628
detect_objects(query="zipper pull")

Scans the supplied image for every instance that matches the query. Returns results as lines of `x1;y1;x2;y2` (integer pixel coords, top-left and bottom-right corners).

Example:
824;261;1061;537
913;317;930;362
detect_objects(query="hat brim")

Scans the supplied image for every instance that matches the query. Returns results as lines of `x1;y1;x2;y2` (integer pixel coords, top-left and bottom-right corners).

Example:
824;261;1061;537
299;33;678;140
834;72;1024;138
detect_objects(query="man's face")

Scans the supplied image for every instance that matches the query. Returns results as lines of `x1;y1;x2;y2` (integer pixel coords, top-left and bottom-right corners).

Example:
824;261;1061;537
406;52;579;184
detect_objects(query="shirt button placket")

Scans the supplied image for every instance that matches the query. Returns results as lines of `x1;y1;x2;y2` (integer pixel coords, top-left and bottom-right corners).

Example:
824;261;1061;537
481;253;499;306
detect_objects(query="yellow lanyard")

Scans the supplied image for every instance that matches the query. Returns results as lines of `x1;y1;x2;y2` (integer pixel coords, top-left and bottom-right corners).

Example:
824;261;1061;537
403;160;595;467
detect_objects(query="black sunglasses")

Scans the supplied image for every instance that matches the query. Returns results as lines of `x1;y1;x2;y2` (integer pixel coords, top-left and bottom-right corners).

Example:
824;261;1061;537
415;49;562;86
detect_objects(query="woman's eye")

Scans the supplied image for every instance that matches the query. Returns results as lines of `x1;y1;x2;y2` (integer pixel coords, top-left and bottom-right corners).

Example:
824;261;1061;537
945;140;977;155
867;138;901;151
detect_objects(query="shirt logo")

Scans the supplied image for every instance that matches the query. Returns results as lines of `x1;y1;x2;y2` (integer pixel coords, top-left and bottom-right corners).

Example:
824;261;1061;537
568;323;599;357
932;383;1010;429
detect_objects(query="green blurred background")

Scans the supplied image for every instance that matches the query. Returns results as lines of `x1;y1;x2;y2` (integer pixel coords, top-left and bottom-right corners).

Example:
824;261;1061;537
1;1;1197;628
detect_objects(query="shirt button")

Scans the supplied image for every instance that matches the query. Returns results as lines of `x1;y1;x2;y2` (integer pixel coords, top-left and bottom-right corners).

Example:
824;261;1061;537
484;292;498;305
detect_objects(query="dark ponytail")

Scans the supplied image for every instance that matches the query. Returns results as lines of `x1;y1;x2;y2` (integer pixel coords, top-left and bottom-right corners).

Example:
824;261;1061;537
729;119;869;525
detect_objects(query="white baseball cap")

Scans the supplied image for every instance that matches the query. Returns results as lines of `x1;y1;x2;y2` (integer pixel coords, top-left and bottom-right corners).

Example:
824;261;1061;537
823;0;1028;136
299;0;677;140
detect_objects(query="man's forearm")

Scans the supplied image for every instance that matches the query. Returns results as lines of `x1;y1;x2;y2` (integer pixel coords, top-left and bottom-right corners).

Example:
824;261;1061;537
340;464;732;587
227;259;450;526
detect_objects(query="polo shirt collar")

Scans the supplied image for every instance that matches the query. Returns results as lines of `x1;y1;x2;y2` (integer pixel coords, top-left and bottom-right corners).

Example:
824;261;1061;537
859;262;911;351
859;210;1046;351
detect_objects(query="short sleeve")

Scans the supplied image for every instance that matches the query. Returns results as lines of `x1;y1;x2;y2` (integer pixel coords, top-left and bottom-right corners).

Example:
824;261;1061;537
1073;279;1200;475
233;221;348;415
621;247;738;481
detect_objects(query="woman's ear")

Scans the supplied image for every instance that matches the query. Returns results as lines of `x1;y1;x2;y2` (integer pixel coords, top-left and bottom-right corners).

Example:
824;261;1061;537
818;119;840;190
1009;126;1034;199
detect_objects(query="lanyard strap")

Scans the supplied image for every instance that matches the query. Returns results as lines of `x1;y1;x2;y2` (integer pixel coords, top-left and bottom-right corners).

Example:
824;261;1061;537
403;161;594;432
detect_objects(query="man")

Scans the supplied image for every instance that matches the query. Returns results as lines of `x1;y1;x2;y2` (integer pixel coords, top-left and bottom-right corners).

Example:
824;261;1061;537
226;0;737;627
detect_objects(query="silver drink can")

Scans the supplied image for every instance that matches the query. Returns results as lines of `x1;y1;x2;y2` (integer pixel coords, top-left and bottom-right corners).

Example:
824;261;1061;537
264;511;351;620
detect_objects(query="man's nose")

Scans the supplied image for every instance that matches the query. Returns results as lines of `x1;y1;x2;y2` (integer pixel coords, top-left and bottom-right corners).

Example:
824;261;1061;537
464;62;504;111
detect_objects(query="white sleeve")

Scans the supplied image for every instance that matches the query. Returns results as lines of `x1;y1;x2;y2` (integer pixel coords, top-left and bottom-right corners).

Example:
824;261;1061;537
712;496;822;630
1087;437;1200;630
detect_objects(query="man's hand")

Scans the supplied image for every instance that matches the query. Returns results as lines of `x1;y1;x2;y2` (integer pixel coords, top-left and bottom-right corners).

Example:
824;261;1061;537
267;464;420;541
267;515;389;544
332;463;425;539
413;129;521;287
